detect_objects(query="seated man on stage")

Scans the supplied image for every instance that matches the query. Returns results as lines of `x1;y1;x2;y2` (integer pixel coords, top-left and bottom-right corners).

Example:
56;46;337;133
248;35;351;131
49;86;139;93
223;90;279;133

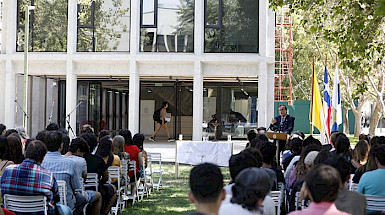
269;105;295;153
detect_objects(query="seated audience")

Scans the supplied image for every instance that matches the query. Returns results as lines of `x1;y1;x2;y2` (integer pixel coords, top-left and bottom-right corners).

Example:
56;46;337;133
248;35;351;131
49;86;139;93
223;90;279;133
245;129;257;148
323;156;366;215
112;135;129;160
223;148;275;215
359;133;371;143
6;134;24;164
258;142;284;189
288;165;349;215
282;136;303;171
1;140;71;215
256;127;267;134
0;136;13;173
133;133;148;169
353;144;378;183
186;163;225;215
65;138;102;215
351;140;370;169
93;130;110;155
41;131;86;215
97;136;121;185
122;130;143;192
80;124;94;135
220;168;271;215
46;123;60;131
0;124;6;136
60;134;70;155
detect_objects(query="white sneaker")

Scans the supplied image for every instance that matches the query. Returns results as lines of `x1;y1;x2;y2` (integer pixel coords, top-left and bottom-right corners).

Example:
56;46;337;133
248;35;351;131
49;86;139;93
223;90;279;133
149;137;155;142
168;138;175;142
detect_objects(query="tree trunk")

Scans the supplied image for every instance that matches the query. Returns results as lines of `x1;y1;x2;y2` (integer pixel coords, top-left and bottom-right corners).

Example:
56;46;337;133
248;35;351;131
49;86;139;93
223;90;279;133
369;101;382;135
352;110;362;137
343;107;350;134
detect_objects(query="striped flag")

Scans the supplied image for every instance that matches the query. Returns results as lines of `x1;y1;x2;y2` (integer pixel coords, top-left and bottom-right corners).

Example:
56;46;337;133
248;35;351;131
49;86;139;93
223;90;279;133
310;67;325;136
332;66;342;131
323;66;332;142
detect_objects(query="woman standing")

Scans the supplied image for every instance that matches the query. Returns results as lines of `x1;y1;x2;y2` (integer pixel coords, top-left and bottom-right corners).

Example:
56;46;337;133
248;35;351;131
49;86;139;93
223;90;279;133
149;102;175;142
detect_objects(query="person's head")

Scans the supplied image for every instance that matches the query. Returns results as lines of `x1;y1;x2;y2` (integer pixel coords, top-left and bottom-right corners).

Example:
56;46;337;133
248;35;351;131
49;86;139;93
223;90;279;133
0;135;8;160
314;148;333;165
323;155;351;184
229;148;263;183
44;131;63;152
303;135;322;148
25;140;47;164
112;135;125;156
36;130;48;142
5;129;18;138
359;133;370;142
258;142;277;166
46;123;59;131
98;130;110;141
246;129;257;142
6;134;24;164
0;124;6;135
249;134;269;149
188;163;225;210
81;133;98;154
304;151;319;169
305;164;341;203
231;168;271;212
288;137;303;155
335;134;351;155
133;133;145;150
80;124;94;135
278;105;287;117
295;144;322;178
119;129;133;146
330;131;342;147
161;102;169;109
98;136;113;158
373;144;385;167
353;140;370;166
15;126;29;140
69;138;89;157
256;127;267;135
60;134;70;155
291;130;305;140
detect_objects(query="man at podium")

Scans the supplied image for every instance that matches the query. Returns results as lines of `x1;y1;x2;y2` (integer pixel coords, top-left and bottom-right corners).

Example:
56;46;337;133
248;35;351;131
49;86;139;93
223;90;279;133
269;105;295;153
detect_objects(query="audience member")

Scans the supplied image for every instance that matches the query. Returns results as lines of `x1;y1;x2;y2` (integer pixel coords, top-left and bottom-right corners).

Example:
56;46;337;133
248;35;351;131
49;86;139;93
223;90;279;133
359;133;371;143
65;138;102;215
1;140;71;215
133;133;147;169
288;165;349;215
112;135;129;160
256;127;267;134
80;124;94;135
353;144;378;183
36;130;48;142
41;131;86;214
46;123;59;131
60;134;70;155
324;131;339;151
0;136;13;173
323;156;366;215
6;134;24;164
0;124;6;136
352;140;370;169
220;168;271;215
123;131;143;192
258;142;283;190
282;137;303;171
245;129;257;148
186;163;225;215
4;129;18;138
98;136;121;185
313;148;333;165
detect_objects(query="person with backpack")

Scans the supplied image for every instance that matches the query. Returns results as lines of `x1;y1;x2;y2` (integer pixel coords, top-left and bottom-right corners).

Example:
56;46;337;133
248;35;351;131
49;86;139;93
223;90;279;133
149;102;175;142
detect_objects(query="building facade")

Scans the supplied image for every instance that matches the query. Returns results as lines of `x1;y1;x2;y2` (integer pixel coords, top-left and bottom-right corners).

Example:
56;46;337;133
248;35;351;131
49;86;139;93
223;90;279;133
0;0;275;140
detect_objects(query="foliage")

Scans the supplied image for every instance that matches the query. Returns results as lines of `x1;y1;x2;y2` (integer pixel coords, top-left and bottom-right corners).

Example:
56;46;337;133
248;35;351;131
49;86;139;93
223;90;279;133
122;164;230;215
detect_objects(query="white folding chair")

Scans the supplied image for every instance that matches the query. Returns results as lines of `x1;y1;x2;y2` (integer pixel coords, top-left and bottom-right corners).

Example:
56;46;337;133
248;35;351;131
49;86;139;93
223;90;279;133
128;160;140;205
350;183;359;192
365;195;385;212
84;173;99;192
294;191;301;210
271;191;281;215
4;194;48;215
138;157;153;200
57;180;67;206
121;159;130;196
107;166;123;215
148;152;163;191
144;153;154;195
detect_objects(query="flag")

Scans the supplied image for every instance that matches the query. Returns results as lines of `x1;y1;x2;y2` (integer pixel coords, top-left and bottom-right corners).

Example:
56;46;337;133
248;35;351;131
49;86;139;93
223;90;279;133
323;66;332;141
332;66;342;131
310;68;325;135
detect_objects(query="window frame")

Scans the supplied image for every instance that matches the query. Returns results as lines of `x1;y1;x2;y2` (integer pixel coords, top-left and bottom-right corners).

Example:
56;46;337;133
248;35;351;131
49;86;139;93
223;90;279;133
204;0;223;29
140;0;158;28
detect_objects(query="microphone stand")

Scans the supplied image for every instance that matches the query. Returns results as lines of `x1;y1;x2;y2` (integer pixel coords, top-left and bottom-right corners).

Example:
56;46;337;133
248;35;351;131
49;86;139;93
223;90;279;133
66;100;83;137
48;99;55;124
15;99;29;119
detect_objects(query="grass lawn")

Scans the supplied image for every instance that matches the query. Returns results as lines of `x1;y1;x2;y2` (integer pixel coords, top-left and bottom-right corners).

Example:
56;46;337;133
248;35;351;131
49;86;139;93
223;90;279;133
122;164;230;215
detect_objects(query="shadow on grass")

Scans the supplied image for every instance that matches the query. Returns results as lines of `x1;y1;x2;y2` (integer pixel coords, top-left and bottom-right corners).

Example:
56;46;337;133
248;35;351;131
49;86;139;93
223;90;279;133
122;164;229;215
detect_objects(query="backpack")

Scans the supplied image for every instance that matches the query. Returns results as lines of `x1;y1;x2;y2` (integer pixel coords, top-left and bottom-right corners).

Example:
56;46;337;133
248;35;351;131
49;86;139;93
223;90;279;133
153;109;161;121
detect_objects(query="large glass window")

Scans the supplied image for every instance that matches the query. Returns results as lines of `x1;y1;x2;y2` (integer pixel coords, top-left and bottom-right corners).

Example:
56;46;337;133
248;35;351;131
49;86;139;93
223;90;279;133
204;0;259;53
17;0;68;52
140;0;194;52
203;81;258;139
77;0;130;52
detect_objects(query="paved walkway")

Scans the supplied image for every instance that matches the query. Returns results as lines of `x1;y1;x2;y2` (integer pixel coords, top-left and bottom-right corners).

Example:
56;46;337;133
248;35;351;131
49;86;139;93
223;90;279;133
144;140;248;163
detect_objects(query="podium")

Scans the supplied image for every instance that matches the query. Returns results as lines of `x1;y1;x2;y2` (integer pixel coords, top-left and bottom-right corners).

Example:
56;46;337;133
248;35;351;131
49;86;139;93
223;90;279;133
267;132;288;166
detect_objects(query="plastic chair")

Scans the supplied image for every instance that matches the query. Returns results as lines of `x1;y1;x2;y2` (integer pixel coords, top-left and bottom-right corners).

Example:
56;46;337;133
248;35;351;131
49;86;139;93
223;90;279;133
84;173;99;192
4;194;48;215
138;157;153;200
148;153;163;191
107;166;123;215
271;191;281;215
350;183;359;192
144;153;154;195
365;195;385;212
128;160;140;205
57;180;67;206
121;159;129;196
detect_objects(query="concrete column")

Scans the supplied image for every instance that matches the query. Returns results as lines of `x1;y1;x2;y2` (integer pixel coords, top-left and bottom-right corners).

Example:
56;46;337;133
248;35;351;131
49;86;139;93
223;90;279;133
258;0;268;57
258;62;268;127
129;61;139;133
194;0;204;55
4;62;15;127
66;62;77;139
5;0;17;54
192;61;203;141
130;0;140;54
266;62;275;122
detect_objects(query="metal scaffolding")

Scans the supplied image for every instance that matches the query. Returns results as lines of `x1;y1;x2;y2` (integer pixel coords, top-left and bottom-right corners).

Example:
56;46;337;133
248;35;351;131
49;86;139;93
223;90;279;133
275;6;293;105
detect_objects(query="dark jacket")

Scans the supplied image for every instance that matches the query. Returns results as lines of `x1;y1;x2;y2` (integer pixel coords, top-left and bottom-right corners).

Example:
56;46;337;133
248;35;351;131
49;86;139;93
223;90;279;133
270;114;295;134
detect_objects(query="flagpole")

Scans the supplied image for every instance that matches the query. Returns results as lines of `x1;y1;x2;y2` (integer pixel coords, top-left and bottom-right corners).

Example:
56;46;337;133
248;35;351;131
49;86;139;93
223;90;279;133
310;57;315;135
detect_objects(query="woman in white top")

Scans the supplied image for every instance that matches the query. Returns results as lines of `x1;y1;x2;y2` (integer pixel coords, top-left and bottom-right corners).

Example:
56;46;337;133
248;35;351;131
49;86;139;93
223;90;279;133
219;168;271;215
